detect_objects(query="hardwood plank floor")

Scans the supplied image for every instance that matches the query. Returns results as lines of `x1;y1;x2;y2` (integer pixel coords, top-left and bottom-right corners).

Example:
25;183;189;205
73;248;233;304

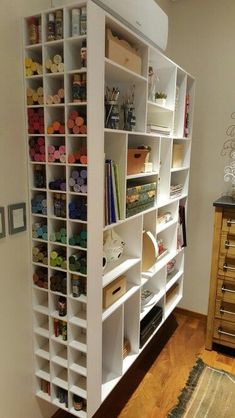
53;311;235;418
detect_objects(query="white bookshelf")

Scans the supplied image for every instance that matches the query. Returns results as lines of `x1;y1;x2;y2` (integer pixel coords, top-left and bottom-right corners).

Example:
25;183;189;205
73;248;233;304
23;1;195;417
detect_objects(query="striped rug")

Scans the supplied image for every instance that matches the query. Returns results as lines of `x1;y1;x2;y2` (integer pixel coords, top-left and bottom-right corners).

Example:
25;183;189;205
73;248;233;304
168;358;235;418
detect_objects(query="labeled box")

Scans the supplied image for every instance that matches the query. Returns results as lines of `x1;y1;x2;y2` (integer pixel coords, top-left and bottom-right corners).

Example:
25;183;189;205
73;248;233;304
103;275;126;309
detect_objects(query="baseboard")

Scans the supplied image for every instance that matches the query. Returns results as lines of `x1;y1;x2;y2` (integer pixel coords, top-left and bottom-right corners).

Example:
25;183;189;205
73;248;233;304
175;307;207;324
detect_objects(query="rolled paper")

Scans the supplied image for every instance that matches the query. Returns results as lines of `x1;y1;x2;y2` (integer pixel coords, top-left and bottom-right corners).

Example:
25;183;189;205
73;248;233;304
80;169;87;179
37;137;45;146
74;151;81;161
50;232;56;242
80;184;87;193
31;62;38;72
27;97;34;105
59;154;66;164
47;126;54;134
77;177;85;186
58;88;64;99
46;95;54;105
25;57;33;68
75;116;84;127
51;63;58;73
80;125;87;134
45;58;52;69
69;178;76;187
69;111;78;120
32;92;39;102
72;170;79;179
73;184;81;193
37;87;43;96
80;155;87;164
53;94;60;104
48;145;55;154
27;87;33;97
68;154;76;164
59;145;65;155
73;125;80;134
53;121;61;132
59;124;65;134
58;63;64;72
53;54;62;65
48;154;55;162
67;118;75;129
38;96;44;105
54;150;60;160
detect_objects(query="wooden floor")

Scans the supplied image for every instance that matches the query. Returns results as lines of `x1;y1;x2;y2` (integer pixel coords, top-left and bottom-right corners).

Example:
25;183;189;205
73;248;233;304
54;311;235;418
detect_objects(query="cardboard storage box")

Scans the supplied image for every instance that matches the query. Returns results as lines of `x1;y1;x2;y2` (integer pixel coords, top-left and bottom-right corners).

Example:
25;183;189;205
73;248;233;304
127;148;149;175
103;275;126;309
106;28;142;75
172;143;184;168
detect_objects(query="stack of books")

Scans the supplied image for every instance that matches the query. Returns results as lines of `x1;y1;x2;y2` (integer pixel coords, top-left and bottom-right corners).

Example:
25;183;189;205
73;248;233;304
104;159;121;225
147;124;171;136
170;184;183;199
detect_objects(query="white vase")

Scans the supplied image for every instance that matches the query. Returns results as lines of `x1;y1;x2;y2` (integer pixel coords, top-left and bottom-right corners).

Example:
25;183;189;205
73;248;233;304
155;98;166;106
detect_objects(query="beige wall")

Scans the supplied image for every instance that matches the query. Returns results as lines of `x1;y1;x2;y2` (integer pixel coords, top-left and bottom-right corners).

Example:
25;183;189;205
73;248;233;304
166;0;235;313
0;1;56;417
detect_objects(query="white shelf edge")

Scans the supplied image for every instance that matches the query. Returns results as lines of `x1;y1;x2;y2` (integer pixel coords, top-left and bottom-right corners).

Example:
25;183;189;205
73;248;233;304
170;166;190;173
52;377;68;391
35;348;50;361
147;100;174;112
102;256;140;288
126;171;159;180
51;355;68;368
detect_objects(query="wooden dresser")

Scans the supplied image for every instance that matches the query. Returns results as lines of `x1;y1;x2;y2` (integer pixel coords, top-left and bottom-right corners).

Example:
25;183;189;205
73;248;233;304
206;196;235;350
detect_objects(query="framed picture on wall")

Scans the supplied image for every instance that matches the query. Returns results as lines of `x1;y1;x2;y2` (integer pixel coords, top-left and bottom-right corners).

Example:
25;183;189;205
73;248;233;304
8;203;27;235
0;207;6;239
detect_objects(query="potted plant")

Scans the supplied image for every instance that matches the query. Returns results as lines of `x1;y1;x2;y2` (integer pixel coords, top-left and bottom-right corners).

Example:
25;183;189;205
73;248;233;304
155;91;167;106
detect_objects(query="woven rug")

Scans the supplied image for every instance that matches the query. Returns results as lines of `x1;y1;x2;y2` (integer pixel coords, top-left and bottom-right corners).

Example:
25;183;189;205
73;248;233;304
168;358;235;418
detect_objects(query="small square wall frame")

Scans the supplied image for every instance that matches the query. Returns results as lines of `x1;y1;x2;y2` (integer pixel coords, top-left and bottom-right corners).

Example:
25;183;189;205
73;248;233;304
8;203;27;235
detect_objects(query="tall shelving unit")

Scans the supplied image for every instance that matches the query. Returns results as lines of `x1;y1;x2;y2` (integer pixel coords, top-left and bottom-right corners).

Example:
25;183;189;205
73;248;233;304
23;1;195;417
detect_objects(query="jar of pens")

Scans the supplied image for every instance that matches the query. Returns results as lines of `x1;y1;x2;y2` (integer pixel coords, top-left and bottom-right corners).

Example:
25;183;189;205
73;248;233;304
123;84;136;131
105;87;120;130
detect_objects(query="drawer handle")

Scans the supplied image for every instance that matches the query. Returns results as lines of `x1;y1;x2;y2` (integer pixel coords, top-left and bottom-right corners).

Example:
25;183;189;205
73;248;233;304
227;218;235;226
225;240;235;249
221;285;235;294
220;307;235;316
218;327;235;338
223;263;235;271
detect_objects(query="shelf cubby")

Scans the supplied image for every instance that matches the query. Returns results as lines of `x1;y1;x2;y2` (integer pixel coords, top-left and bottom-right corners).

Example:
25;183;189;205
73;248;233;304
44;73;64;105
140;266;165;321
51;340;68;368
173;68;187;138
69;348;87;376
157;138;172;205
44;42;64;73
127;133;160;176
105;16;149;78
102;306;123;401
69;324;87;353
166;250;184;292
156;200;178;234
51;383;68;410
68;299;87;327
165;277;183;319
170;169;189;198
33;287;49;315
69;371;87;399
123;291;140;373
35;356;50;381
34;333;50;360
50;268;67;295
34;311;49;338
65;37;86;72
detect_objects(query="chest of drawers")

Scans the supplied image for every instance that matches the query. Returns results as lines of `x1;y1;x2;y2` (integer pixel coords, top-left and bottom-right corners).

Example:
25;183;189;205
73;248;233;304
206;196;235;349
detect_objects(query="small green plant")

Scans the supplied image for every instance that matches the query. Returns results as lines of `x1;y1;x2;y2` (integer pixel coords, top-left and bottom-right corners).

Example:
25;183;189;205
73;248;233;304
155;91;167;99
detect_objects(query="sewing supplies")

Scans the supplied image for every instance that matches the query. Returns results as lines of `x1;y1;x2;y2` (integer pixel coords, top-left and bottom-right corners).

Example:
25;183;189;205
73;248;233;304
105;86;120;129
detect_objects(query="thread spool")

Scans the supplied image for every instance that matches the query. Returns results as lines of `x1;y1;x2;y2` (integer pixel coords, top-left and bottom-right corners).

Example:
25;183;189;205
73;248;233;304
46;88;64;105
29;137;45;162
46;54;64;73
28;108;44;134
47;120;65;135
25;57;43;76
69;198;87;221
50;272;67;294
31;193;47;215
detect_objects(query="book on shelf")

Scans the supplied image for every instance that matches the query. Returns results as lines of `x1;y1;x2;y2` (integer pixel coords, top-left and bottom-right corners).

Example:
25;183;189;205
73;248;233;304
170;183;183;199
173;85;179;135
104;159;121;225
147;124;171;135
178;205;187;248
184;94;190;137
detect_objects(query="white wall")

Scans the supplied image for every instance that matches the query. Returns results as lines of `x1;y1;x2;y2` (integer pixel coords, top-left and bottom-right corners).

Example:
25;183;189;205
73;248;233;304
0;1;56;417
166;0;235;313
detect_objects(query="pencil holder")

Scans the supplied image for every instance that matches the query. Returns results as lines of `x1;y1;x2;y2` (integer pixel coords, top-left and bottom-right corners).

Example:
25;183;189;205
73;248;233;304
105;101;119;130
123;104;136;131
